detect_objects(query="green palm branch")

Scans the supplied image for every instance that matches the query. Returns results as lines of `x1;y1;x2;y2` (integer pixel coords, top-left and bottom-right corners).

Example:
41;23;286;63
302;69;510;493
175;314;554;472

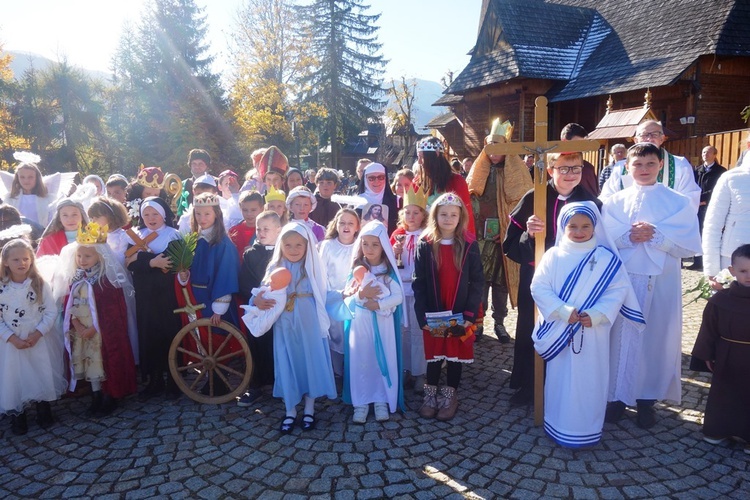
165;232;199;273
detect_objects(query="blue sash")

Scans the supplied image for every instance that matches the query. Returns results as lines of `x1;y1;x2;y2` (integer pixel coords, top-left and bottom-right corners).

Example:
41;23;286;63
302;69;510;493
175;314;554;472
534;246;643;361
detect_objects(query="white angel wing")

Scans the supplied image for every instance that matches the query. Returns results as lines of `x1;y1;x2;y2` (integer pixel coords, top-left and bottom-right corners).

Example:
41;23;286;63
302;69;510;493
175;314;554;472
69;182;98;211
0;171;14;198
331;193;369;208
43;171;79;199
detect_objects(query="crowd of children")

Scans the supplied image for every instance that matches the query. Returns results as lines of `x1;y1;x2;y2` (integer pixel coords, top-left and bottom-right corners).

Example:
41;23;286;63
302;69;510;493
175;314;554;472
0;142;747;457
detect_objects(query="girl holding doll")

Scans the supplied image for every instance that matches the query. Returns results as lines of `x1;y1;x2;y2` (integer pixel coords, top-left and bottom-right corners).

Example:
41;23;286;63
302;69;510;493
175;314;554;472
0;239;66;435
412;192;484;421
252;222;337;433
343;220;404;424
390;185;429;392
318;208;361;378
60;222;138;417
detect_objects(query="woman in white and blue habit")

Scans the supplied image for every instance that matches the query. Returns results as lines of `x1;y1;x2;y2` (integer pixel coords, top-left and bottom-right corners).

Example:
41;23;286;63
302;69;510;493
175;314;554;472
259;222;337;433
531;201;644;448
342;221;405;421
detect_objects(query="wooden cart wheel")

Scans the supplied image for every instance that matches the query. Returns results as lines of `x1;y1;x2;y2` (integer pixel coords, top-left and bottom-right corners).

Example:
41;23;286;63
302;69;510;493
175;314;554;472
168;318;253;404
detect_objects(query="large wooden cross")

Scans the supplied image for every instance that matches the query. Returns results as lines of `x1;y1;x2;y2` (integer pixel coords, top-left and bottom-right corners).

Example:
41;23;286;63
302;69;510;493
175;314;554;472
484;96;601;425
125;228;158;258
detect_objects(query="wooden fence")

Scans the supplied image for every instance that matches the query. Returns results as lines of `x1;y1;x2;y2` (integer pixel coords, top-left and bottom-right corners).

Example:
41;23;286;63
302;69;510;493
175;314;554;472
581;127;749;172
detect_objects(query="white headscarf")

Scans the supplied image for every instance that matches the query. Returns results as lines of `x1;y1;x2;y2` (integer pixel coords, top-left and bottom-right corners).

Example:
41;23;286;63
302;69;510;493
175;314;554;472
285;186;318;211
265;221;330;335
362;163;387;205
554;201;644;327
134;199;180;253
351;220;403;293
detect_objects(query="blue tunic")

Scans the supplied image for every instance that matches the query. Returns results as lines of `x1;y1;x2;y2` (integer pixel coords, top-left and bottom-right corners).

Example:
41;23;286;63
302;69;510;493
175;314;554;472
191;235;240;326
272;259;337;406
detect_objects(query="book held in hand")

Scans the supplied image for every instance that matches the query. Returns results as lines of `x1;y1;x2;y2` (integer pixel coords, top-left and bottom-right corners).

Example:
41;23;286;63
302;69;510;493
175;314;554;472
425;310;465;337
484;217;500;240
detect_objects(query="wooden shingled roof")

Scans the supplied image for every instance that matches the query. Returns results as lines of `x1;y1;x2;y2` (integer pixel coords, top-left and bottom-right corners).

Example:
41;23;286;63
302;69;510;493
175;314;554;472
442;0;750;103
587;106;658;140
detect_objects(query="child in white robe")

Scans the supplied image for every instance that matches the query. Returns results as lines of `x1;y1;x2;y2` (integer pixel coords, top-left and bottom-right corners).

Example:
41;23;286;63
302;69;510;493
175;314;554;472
531;201;644;448
343;221;404;424
318;208;360;377
602;143;701;429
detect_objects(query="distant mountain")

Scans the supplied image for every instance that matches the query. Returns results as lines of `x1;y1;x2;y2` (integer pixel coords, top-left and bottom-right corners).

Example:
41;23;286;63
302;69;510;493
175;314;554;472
5;50;112;83
383;78;446;133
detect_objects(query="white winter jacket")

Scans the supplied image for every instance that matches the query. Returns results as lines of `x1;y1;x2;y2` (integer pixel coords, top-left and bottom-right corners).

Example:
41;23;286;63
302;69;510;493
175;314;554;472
702;162;750;277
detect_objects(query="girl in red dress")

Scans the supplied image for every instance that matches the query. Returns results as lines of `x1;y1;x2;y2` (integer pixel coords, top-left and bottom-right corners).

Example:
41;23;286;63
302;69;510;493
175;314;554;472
412;192;484;421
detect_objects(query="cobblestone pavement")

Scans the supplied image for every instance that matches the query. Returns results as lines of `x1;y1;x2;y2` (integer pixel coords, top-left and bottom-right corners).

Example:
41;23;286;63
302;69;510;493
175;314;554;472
2;269;748;499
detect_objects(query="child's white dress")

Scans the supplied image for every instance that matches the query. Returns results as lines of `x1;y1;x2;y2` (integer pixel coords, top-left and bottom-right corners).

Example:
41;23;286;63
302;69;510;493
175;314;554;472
0;279;65;414
346;263;403;412
241;285;287;337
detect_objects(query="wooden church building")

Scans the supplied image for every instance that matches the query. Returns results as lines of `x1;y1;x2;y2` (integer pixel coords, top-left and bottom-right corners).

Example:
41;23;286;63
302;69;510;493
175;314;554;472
432;0;750;162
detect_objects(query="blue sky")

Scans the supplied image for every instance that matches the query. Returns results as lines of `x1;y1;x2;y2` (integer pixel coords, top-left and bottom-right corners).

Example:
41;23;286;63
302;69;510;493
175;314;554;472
1;0;481;84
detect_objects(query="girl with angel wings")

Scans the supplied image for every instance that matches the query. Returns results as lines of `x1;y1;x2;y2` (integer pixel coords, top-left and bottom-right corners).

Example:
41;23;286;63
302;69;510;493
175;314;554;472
1;152;78;227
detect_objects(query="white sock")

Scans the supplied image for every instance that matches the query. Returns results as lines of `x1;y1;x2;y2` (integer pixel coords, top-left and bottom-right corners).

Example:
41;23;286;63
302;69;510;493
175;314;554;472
91;380;102;392
304;395;315;416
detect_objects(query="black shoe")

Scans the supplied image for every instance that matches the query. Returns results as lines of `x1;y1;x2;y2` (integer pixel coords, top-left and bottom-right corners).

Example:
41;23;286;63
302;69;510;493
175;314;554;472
138;373;165;401
509;388;533;407
36;401;54;429
11;412;28;435
87;391;103;417
604;401;626;423
685;263;703;271
236;388;263;407
637;404;657;429
495;324;511;344
96;395;118;417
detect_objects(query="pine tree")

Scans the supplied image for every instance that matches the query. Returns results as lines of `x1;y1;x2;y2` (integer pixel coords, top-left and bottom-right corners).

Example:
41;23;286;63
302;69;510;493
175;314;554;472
111;0;235;176
296;0;386;169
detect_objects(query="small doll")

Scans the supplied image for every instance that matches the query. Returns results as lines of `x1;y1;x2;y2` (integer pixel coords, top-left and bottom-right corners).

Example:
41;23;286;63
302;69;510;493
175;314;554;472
61;222;138;416
241;267;292;337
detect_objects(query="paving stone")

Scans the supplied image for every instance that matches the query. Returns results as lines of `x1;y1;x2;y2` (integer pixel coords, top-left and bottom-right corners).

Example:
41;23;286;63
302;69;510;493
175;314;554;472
2;274;742;498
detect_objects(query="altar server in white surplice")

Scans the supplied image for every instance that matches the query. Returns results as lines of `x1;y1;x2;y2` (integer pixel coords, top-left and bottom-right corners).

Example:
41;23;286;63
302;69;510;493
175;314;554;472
601;143;701;430
531;202;644;448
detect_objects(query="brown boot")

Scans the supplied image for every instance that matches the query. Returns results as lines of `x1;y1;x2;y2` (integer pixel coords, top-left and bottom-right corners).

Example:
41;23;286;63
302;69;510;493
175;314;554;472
419;384;438;418
436;386;458;421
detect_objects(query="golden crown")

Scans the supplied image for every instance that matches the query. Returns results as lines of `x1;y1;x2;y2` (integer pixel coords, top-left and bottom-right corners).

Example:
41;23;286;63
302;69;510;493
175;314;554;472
264;185;286;203
403;185;428;209
136;164;165;189
76;222;109;245
486;118;513;143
